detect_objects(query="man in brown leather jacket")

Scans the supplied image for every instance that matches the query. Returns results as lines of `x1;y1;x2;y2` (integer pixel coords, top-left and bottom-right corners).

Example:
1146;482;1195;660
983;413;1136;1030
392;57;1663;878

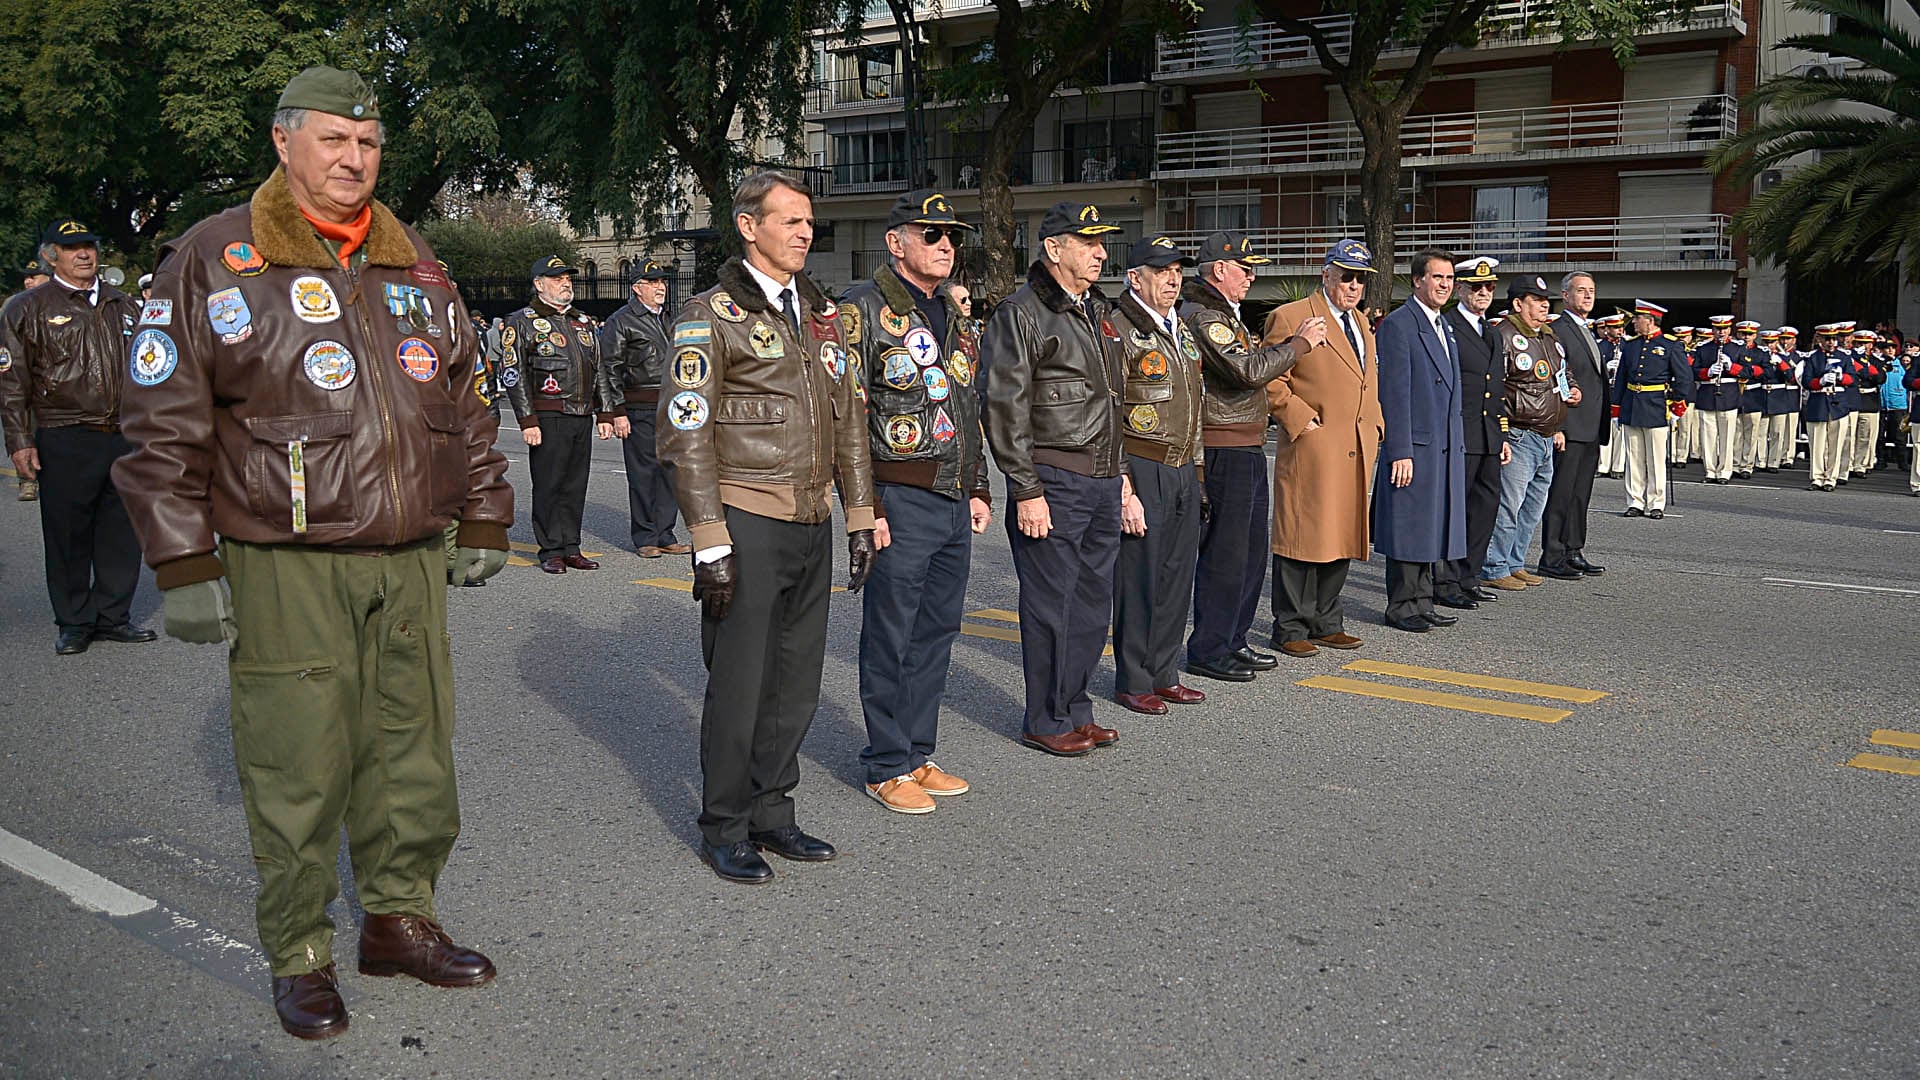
1109;233;1207;716
599;258;687;556
0;220;152;653
1179;231;1320;682
498;255;625;573
1482;274;1577;590
982;200;1128;757
841;190;989;816
112;67;513;1041
658;171;879;885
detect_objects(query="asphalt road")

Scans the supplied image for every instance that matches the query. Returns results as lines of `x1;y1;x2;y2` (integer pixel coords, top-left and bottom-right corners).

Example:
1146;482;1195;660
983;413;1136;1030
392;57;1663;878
1;429;1916;1079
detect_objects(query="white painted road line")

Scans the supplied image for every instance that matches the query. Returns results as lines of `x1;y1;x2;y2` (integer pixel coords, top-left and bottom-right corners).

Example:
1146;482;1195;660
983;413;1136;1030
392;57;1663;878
1885;529;1920;536
2;826;270;991
1762;577;1920;597
0;826;157;916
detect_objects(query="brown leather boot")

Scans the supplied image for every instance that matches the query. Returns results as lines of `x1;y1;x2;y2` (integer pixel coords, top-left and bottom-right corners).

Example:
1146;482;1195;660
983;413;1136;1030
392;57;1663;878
357;915;496;987
273;963;348;1040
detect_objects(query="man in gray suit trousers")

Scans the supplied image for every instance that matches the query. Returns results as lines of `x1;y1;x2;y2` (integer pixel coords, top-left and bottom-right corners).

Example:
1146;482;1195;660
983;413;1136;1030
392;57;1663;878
1538;271;1609;579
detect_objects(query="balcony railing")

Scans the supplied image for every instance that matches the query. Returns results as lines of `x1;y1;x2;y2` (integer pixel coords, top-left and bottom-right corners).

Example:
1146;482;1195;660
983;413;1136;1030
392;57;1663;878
1155;95;1737;177
813;144;1156;196
1156;0;1745;77
806;74;904;114
1159;214;1732;267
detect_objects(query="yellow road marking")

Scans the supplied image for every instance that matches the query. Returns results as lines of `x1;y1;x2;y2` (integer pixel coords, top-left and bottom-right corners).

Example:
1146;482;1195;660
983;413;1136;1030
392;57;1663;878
960;621;1113;657
1869;729;1920;751
1846;752;1920;777
507;555;536;567
1297;674;1572;724
1341;660;1607;703
0;465;15;478
966;608;1021;624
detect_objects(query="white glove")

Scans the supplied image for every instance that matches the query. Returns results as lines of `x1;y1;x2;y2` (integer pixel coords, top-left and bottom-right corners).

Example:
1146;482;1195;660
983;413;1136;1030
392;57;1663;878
1711;359;1728;378
1821;371;1839;387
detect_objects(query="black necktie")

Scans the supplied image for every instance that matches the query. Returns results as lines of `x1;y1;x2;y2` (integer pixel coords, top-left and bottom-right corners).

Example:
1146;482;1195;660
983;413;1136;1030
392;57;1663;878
1343;311;1364;370
779;288;801;340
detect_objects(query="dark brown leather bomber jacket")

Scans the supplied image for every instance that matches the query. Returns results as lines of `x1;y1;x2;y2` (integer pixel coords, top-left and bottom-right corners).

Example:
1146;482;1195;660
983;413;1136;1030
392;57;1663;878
112;168;512;589
1177;278;1299;445
657;257;875;551
0;279;142;450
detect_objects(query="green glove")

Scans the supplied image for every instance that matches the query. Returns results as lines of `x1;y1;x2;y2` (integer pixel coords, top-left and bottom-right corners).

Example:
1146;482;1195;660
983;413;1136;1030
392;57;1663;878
163;579;238;645
458;546;508;585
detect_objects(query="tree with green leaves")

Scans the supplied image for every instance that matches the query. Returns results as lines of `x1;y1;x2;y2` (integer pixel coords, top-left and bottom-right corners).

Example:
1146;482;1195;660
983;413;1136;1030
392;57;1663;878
930;0;1196;300
1247;0;1687;307
1709;0;1920;283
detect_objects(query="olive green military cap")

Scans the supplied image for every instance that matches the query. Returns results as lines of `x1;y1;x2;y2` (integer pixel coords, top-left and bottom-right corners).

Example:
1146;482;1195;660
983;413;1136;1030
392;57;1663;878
277;66;381;122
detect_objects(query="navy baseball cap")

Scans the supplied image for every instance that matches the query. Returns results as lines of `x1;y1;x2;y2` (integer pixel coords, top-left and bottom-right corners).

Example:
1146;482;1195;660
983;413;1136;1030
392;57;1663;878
1127;233;1194;269
531;255;577;278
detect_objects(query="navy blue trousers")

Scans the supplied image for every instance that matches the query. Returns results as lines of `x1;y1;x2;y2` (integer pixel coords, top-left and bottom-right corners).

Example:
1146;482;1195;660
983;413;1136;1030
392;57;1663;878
35;425;141;632
859;484;972;785
622;404;680;549
1186;446;1267;666
1008;465;1121;737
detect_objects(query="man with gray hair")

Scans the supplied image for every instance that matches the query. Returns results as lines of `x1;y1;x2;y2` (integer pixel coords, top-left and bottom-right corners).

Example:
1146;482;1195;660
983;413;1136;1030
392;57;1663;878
0;219;150;653
1537;270;1609;579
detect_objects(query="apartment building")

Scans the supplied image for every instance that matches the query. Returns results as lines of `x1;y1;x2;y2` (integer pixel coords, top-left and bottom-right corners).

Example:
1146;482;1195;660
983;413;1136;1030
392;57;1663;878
798;0;1781;323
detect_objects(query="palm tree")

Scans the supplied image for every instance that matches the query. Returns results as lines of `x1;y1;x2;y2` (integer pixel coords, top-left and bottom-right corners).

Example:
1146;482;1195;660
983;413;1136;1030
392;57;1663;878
1709;0;1920;282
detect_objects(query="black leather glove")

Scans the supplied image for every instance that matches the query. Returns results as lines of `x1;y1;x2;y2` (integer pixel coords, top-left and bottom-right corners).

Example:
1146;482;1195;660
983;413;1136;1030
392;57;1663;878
847;529;877;592
692;554;736;620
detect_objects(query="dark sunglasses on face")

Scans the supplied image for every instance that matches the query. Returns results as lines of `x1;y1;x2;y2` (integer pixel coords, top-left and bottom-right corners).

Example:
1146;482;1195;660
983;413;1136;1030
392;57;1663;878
919;226;957;246
1335;270;1366;284
1466;282;1496;291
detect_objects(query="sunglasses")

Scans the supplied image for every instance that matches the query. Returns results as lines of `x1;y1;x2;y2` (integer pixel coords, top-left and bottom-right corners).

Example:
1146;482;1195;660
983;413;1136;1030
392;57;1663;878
917;226;958;246
1466;282;1496;291
1333;270;1368;284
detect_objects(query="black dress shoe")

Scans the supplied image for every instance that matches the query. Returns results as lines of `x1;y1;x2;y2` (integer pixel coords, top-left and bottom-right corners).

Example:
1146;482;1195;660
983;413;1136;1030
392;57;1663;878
1385;616;1430;633
702;841;773;883
1567;555;1605;575
1647;508;1664;519
91;624;157;644
1466;585;1499;602
1420;610;1459;627
1624;506;1646;517
748;826;836;862
55;629;90;655
1231;647;1279;671
273;964;348;1040
1434;592;1479;610
1535;564;1584;580
1184;656;1255;683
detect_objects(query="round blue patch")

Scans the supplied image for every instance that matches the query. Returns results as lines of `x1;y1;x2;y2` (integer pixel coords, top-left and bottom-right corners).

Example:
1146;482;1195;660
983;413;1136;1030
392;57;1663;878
129;329;178;386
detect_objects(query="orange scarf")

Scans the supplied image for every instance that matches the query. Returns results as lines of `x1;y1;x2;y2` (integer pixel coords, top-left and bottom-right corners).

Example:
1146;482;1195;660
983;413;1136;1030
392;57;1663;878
300;204;372;267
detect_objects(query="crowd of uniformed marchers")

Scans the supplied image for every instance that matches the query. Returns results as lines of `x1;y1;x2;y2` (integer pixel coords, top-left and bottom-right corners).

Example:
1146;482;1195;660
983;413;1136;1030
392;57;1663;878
3;66;1916;1042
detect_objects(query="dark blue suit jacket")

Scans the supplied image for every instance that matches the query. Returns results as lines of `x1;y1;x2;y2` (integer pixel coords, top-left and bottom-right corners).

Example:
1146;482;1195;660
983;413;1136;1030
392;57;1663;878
1371;299;1465;563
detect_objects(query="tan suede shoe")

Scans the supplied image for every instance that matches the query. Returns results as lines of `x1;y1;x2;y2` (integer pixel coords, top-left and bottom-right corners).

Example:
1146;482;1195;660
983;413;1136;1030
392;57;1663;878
867;776;936;814
910;761;970;796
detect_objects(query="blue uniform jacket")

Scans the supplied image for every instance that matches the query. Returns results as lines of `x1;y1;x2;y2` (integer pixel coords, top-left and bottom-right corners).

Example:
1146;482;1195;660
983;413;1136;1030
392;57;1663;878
1691;340;1749;411
1801;349;1858;423
1370;298;1465;564
1611;333;1692;428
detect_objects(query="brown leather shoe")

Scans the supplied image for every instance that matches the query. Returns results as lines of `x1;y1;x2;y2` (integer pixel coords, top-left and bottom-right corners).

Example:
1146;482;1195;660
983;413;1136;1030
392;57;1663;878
662;542;693;554
1154;684;1206;705
1513;569;1544;585
1021;729;1096;756
1074;722;1119;747
539;556;568;574
909;760;970;795
1276;640;1319;657
1116;691;1168;715
273;964;348;1040
357;915;496;988
562;554;599;570
1482;574;1527;591
1311;632;1363;650
637;545;664;558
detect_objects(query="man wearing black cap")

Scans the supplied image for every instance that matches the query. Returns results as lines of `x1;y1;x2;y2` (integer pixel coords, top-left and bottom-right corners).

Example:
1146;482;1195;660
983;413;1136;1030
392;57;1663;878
600;257;689;557
1107;233;1208;714
1482;274;1577;589
499;255;626;572
1434;256;1510;608
0;219;151;653
1180;231;1322;680
842;189;989;814
114;66;511;1040
983;200;1127;757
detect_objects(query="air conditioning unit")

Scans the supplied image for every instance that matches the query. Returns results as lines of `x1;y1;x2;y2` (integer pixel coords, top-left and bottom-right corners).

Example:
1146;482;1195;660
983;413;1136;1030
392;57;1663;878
1159;86;1187;108
1792;60;1835;78
1758;168;1784;192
